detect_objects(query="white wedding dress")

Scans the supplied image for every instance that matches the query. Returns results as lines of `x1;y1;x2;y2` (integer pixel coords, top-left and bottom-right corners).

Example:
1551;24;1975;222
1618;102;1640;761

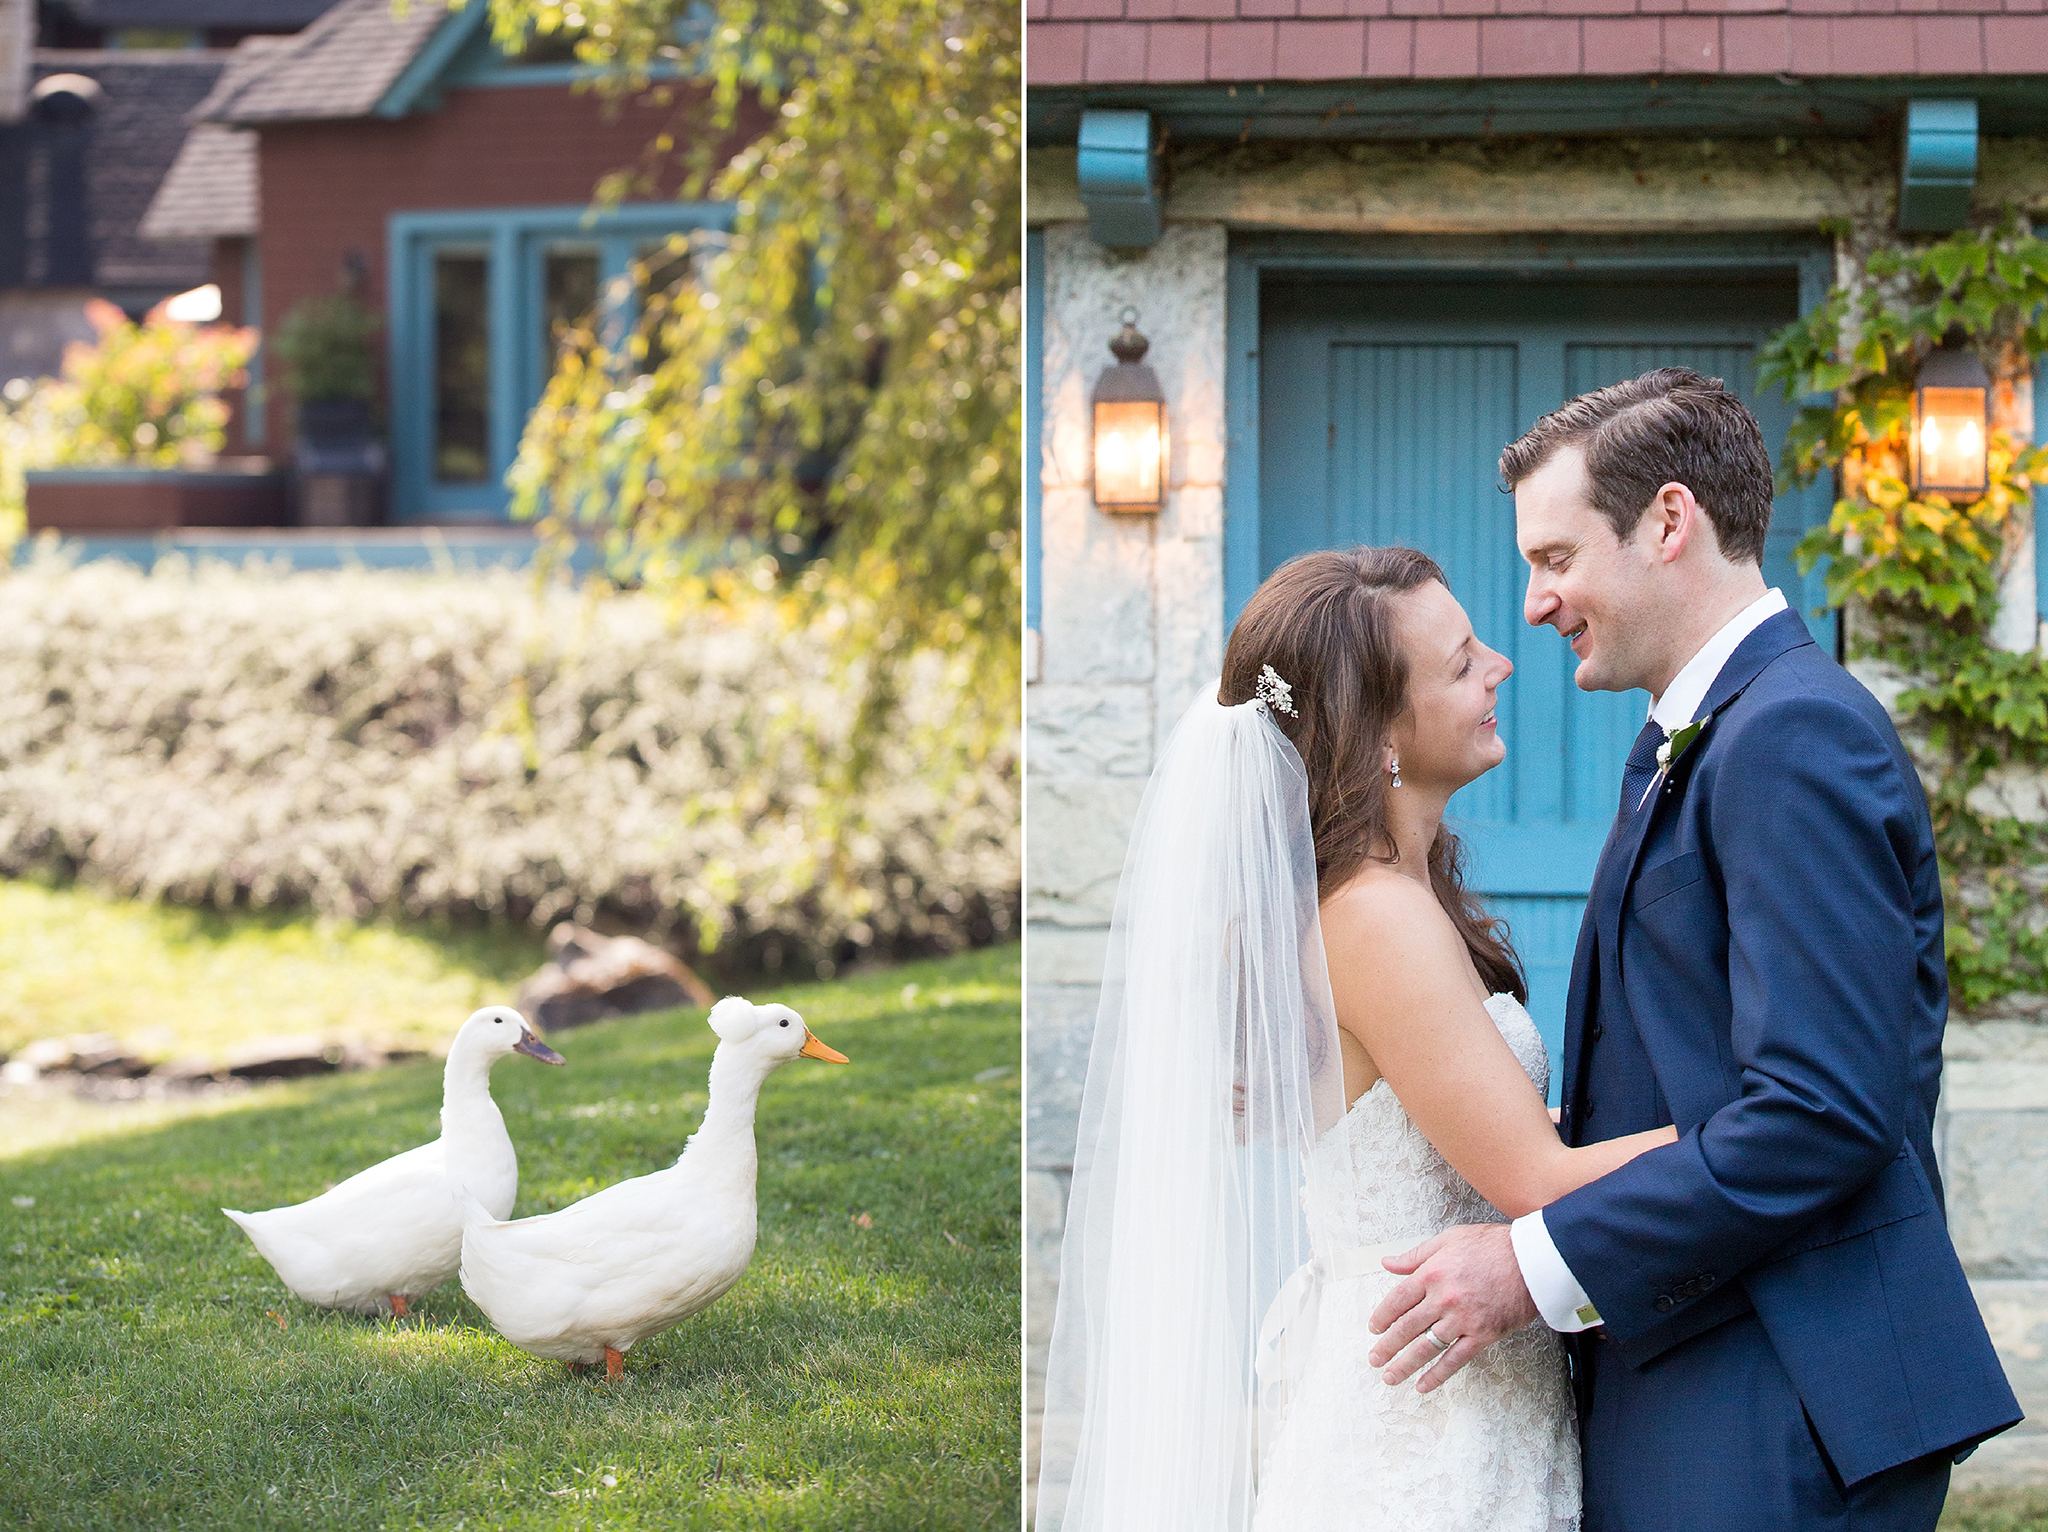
1251;993;1581;1532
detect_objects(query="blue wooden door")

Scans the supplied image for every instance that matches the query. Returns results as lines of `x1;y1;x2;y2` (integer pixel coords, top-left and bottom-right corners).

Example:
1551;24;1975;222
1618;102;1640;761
1258;273;1830;1090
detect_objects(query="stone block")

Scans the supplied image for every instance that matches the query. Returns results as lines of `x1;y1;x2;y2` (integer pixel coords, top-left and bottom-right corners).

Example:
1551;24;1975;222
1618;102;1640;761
1040;484;1158;686
1954;1278;2048;1489
1027;981;1101;1171
1165;481;1224;542
1967;762;2048;826
1945;1061;2048;1113
1028;684;1155;778
1950;1021;2048;1063
1026;775;1147;927
1946;1109;2048;1278
1154;531;1225;746
1157;137;1894;234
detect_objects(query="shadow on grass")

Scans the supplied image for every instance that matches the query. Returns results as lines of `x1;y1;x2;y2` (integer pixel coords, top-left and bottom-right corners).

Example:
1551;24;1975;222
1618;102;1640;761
0;945;1019;1532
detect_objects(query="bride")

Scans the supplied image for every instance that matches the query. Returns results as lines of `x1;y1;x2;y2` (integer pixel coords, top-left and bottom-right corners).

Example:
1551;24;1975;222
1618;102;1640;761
1035;546;1677;1532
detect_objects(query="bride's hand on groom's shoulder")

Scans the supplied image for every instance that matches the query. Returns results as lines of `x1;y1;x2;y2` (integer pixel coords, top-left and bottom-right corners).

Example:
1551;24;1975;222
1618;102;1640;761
1365;1225;1539;1392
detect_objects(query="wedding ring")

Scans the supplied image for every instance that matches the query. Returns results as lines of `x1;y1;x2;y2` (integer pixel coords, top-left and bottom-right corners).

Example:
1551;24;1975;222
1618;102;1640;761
1425;1324;1457;1352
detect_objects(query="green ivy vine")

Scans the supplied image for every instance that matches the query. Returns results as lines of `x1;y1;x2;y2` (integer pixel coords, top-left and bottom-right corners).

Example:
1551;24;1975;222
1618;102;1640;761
1759;222;2048;1012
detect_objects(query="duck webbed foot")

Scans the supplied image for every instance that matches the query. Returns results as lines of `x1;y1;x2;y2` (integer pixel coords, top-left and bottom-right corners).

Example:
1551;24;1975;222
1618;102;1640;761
605;1347;624;1381
388;1294;409;1318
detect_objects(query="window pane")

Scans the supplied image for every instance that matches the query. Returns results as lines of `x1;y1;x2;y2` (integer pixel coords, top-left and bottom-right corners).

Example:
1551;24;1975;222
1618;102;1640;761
433;252;491;484
543;249;599;362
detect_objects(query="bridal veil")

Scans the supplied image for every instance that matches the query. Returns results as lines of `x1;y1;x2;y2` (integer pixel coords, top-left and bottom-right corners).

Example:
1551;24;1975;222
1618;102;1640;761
1035;683;1346;1532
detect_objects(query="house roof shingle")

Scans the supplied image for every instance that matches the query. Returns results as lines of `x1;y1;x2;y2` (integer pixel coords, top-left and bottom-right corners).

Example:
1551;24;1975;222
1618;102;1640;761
1027;0;2048;87
138;33;284;239
9;52;225;291
199;0;455;124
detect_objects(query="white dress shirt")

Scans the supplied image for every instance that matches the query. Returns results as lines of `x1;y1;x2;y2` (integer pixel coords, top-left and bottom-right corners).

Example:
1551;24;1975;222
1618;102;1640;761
1512;585;1788;1332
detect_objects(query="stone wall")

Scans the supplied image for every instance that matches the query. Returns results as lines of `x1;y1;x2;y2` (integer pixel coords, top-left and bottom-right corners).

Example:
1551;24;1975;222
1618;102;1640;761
1025;219;1230;1502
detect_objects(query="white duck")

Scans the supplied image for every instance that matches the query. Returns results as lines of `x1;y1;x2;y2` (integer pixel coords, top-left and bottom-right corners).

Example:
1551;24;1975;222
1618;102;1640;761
455;995;847;1378
223;1006;565;1315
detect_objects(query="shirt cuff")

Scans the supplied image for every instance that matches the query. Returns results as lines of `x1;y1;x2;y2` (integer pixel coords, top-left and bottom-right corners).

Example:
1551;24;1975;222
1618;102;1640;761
1511;1210;1602;1332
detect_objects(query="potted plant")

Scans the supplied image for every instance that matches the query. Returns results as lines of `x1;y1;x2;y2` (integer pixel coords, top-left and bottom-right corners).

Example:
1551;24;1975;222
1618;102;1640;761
271;293;383;524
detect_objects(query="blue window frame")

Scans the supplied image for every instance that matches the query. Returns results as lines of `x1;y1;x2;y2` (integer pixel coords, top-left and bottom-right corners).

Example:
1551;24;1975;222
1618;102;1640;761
387;203;732;522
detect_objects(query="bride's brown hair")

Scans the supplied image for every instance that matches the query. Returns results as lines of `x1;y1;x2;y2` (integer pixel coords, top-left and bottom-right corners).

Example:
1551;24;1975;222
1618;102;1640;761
1220;546;1528;1004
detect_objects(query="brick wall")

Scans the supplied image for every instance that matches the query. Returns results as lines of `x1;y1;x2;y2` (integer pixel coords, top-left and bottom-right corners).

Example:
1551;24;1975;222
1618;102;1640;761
210;236;255;456
252;82;746;447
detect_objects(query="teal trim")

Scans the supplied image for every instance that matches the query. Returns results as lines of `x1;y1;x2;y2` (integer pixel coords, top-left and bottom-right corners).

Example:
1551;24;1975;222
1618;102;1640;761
438;21;668;89
1076;110;1160;250
372;3;491;118
1223;232;1837;631
1222;250;1262;629
1025;228;1043;633
1900;99;1978;234
26;466;285;487
387;203;733;522
42;528;605;575
1031;77;2048;147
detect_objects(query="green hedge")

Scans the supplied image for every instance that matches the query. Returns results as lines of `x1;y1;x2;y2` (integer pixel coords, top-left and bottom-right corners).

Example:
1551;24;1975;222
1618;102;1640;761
0;556;1017;974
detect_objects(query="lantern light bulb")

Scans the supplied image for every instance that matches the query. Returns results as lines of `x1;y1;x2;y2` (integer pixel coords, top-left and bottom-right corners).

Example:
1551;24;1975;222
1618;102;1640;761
1958;419;1982;455
1921;418;1942;455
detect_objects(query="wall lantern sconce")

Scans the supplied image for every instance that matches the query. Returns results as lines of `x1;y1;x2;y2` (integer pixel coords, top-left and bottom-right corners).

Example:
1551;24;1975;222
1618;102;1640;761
1092;308;1168;513
1912;337;1991;498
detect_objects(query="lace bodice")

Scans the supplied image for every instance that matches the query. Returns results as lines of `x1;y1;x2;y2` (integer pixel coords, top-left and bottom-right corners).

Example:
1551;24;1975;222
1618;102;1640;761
1305;993;1551;1255
1252;991;1578;1532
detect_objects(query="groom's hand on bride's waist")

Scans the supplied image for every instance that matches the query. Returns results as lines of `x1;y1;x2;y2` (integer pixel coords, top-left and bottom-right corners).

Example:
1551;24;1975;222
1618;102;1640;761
1366;1225;1539;1392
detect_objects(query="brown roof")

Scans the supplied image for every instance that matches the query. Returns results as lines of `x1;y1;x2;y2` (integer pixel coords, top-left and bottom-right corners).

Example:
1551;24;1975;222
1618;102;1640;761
1027;1;2048;85
140;36;290;240
198;0;454;123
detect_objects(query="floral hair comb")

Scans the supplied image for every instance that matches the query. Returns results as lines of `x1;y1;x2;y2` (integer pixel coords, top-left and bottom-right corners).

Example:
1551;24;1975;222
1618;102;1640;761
1256;664;1298;717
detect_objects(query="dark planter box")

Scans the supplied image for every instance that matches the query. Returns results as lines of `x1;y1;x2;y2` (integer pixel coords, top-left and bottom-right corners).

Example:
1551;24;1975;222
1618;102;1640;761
25;462;290;532
294;399;385;527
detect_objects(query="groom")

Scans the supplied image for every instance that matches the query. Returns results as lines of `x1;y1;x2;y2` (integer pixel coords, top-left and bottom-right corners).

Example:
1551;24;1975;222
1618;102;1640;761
1366;367;2019;1529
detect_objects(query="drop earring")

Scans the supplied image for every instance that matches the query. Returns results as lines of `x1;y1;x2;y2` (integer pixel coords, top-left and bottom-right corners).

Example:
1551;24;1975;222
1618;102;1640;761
1389;755;1402;789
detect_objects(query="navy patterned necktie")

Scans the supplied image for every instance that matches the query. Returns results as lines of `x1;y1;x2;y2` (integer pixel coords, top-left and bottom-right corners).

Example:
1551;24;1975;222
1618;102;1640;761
1618;717;1666;819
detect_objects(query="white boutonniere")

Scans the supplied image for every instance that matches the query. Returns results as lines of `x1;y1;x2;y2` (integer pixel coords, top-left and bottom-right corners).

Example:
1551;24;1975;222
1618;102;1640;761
1639;717;1708;811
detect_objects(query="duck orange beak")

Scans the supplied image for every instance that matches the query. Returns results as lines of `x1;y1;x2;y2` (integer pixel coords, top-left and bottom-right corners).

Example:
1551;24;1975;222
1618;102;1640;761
799;1030;849;1064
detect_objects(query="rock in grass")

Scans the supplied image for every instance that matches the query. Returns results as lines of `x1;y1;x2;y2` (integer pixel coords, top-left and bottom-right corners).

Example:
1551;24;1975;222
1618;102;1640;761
516;924;717;1032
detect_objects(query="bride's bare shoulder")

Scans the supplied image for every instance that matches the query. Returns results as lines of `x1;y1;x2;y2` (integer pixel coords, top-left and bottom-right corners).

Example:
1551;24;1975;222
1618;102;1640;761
1319;866;1462;963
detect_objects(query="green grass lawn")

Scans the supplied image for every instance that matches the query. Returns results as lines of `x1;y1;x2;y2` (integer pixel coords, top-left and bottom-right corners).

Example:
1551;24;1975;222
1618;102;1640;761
1947;1490;2048;1530
0;878;548;1065
0;944;1020;1531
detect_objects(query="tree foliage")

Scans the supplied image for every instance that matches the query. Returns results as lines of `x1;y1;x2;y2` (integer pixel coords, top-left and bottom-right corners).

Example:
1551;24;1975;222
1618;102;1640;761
487;0;1021;782
1760;222;2048;1011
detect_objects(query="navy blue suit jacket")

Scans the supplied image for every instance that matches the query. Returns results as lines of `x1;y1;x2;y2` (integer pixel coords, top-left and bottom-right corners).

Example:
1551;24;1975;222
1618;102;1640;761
1544;608;2020;1487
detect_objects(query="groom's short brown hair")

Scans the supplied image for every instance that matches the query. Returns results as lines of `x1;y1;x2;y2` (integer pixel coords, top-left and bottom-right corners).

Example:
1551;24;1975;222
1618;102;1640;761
1498;367;1774;566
